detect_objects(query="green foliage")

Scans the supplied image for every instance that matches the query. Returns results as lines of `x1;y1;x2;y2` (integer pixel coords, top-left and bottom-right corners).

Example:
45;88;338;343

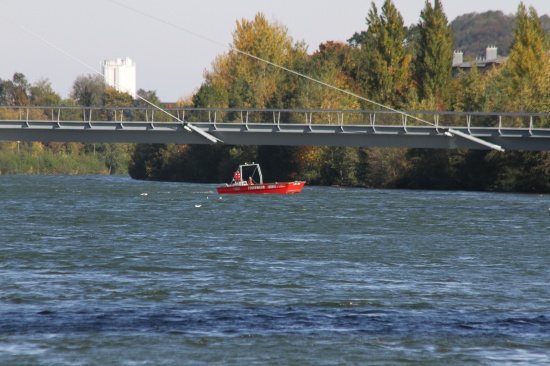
414;0;454;108
99;88;134;122
360;148;408;188
451;11;514;58
71;74;105;106
11;73;31;106
294;41;359;110
317;146;362;186
3;6;550;192
125;8;550;193
0;73;31;105
192;83;229;109
451;65;487;112
0;143;109;175
133;89;176;122
92;143;131;175
349;0;411;108
476;4;550;114
128;144;163;180
485;151;550;192
451;11;550;59
203;13;307;109
128;143;258;183
499;3;550;113
0;72;134;175
29;78;62;106
257;146;297;182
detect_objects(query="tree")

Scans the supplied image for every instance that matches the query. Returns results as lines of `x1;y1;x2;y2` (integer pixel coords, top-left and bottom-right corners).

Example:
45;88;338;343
0;78;13;105
100;87;133;121
71;74;105;106
192;83;229;109
293;41;359;111
348;0;411;108
451;64;487;112
413;0;454;109
128;144;167;180
499;3;550;113
30;78;62;106
103;87;133;107
479;3;550;193
318;146;361;186
133;89;176;122
136;89;162;107
187;12;310;185
12;73;30;106
0;73;30;105
204;12;306;109
285;41;363;186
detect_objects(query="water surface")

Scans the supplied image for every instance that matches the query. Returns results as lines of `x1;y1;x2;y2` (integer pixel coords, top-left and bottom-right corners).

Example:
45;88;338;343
1;175;549;365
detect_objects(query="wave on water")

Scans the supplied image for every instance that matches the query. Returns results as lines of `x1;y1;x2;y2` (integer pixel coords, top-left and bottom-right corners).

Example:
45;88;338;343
1;305;549;339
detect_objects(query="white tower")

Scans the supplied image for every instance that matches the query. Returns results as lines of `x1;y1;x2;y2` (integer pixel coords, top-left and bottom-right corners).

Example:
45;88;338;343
101;57;136;98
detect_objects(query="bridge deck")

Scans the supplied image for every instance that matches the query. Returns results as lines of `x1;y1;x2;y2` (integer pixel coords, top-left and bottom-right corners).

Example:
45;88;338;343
1;107;550;151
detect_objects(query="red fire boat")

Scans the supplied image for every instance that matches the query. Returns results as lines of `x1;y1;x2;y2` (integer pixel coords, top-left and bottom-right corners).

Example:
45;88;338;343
216;163;306;195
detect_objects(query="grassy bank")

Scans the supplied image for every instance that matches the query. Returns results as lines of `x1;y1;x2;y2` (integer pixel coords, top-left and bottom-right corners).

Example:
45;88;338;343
0;142;131;175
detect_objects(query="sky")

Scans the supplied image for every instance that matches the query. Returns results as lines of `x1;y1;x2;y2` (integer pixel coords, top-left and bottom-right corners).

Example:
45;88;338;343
1;0;549;102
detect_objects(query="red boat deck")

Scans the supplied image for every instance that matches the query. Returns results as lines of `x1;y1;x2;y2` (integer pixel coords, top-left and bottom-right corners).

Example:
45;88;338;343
217;163;305;194
217;181;305;194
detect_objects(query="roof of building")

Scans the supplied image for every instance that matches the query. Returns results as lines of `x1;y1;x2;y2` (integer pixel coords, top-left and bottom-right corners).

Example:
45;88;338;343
452;59;505;68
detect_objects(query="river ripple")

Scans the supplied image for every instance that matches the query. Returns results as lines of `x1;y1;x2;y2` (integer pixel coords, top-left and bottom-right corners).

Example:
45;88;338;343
1;175;549;365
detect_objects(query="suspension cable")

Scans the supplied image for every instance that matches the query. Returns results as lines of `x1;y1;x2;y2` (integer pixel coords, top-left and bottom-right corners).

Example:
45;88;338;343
0;12;222;144
107;0;435;127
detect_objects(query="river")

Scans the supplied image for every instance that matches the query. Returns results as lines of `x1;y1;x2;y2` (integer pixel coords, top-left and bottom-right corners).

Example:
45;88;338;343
1;175;549;365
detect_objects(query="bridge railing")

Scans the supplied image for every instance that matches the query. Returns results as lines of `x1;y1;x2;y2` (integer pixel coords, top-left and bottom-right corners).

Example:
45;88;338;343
1;106;550;130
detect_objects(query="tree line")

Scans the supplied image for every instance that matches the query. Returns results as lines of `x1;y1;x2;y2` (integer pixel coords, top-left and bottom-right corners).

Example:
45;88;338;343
0;73;165;175
131;1;550;192
1;1;549;192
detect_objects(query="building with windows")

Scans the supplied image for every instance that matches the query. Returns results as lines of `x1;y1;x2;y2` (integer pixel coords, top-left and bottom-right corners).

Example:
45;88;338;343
101;57;136;97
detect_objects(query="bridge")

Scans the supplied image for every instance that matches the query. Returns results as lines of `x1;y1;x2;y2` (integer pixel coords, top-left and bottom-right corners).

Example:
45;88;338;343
1;106;550;151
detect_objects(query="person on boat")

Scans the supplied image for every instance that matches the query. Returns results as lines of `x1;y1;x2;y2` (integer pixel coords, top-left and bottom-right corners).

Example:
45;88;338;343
248;177;253;185
233;170;241;183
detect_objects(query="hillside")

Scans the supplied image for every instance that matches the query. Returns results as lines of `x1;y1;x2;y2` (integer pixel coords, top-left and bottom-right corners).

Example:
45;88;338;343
451;11;550;59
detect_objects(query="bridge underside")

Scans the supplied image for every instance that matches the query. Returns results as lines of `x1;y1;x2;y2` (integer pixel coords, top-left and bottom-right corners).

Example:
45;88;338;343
1;121;550;151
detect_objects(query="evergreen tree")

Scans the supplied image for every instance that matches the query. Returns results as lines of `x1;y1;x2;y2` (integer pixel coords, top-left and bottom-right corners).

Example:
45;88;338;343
349;0;411;108
452;64;487;112
413;0;453;109
481;3;550;193
501;2;550;113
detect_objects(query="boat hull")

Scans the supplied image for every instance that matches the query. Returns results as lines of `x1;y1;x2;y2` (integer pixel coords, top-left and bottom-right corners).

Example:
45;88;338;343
217;181;305;195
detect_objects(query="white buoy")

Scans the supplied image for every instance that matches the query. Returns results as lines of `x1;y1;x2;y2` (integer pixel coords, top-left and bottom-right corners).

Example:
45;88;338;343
140;193;148;196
